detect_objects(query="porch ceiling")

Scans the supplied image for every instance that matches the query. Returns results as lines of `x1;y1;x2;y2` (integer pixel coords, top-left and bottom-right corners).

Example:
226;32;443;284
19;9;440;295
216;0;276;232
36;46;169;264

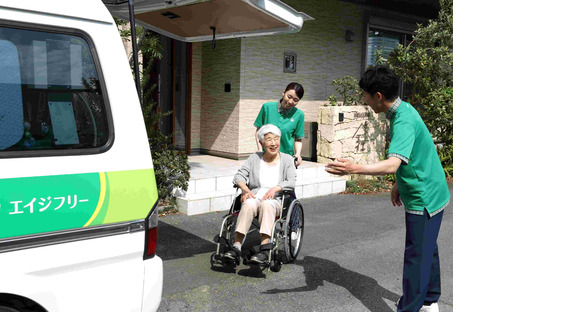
104;0;313;42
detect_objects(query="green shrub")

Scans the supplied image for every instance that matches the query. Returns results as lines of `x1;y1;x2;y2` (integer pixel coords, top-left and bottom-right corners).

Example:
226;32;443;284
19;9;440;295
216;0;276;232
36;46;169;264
344;177;393;194
115;19;190;208
140;61;190;208
379;0;453;177
326;76;363;106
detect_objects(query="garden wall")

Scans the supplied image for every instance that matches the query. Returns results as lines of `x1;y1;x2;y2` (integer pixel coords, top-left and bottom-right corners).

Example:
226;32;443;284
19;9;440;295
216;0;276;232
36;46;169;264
317;106;388;179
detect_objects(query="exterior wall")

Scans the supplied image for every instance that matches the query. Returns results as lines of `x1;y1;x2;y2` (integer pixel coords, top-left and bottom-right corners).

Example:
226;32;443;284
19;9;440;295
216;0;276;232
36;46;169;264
190;42;202;152
120;24;143;76
200;39;241;157
237;0;365;156
193;0;423;159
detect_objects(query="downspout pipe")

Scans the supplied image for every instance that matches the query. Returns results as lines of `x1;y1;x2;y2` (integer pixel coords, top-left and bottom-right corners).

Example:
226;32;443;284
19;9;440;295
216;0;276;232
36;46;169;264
128;0;142;104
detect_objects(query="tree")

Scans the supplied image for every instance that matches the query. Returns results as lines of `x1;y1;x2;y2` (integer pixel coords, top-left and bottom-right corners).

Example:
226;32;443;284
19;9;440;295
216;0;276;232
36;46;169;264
379;0;453;177
115;18;190;209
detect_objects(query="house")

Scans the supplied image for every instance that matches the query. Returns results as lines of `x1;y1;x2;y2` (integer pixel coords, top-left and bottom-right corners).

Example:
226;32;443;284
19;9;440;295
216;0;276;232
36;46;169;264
107;0;438;160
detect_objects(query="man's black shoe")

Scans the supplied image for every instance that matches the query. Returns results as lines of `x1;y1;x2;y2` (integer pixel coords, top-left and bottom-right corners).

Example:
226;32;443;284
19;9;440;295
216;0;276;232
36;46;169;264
249;251;268;264
223;247;241;262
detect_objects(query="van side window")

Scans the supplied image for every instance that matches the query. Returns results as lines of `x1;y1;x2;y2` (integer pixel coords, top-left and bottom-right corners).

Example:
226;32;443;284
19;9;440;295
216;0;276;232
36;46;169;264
0;26;110;153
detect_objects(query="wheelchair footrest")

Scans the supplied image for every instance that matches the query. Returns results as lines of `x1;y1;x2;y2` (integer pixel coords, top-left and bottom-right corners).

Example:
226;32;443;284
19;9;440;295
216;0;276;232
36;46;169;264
251;243;274;255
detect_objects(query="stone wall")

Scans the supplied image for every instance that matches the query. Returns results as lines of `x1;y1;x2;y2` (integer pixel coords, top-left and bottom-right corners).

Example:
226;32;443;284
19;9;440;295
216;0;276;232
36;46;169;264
317;105;388;178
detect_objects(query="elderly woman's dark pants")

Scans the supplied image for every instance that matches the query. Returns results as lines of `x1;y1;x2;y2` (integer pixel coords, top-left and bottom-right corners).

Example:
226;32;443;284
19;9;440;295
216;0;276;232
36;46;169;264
397;209;444;312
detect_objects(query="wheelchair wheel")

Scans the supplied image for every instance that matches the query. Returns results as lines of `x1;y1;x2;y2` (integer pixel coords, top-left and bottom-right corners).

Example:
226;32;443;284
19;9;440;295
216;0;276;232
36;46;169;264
278;200;304;263
216;214;237;255
225;215;237;251
270;259;282;272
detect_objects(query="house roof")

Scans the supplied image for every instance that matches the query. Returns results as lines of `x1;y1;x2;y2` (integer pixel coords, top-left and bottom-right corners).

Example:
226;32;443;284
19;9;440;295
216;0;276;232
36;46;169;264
341;0;439;19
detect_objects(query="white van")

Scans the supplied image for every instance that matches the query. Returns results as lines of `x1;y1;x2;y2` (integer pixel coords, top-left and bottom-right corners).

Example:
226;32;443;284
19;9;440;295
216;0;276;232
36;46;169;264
0;1;162;311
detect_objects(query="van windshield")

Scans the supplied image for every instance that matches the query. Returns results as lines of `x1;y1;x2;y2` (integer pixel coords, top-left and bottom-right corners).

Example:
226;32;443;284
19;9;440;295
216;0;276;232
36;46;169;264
0;26;109;153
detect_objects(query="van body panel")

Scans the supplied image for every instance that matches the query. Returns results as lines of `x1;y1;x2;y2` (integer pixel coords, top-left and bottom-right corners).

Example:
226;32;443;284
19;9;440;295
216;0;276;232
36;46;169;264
0;169;157;239
0;0;114;25
0;8;153;178
0;232;149;311
142;256;163;312
0;1;162;311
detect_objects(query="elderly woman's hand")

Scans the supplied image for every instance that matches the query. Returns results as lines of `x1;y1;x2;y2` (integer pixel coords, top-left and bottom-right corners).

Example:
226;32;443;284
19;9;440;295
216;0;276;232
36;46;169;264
241;191;256;203
261;186;282;201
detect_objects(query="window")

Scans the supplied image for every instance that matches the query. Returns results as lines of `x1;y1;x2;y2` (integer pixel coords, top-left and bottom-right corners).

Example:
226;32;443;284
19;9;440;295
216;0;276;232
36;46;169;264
366;27;413;68
365;26;413;98
0;25;110;155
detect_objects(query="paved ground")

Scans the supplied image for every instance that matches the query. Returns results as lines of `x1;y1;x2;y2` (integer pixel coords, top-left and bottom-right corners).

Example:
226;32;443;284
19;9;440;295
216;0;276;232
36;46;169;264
156;184;453;311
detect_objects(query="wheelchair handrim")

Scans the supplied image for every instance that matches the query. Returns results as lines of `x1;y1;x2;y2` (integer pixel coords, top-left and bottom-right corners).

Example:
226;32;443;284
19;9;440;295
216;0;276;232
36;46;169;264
286;201;304;259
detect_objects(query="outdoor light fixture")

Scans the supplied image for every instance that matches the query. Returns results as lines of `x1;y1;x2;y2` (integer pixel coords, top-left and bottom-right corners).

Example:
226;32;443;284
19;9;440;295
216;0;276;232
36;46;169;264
161;11;180;19
210;26;216;49
345;29;354;42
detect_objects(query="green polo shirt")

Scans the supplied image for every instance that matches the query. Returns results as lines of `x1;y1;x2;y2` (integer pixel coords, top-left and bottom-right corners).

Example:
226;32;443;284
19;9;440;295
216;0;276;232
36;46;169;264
254;101;305;156
387;98;450;216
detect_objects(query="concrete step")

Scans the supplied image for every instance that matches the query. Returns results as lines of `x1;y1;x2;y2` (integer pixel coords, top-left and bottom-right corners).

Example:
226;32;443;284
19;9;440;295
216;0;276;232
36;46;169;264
176;164;335;198
176;175;346;216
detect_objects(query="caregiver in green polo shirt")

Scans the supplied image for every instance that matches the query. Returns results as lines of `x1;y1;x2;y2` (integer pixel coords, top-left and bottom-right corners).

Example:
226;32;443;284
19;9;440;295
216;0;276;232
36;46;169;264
325;66;450;312
254;82;305;166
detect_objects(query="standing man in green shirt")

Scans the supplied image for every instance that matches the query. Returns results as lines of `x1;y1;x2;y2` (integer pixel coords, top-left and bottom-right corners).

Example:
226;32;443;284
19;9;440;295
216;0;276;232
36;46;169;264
254;82;305;166
326;66;450;312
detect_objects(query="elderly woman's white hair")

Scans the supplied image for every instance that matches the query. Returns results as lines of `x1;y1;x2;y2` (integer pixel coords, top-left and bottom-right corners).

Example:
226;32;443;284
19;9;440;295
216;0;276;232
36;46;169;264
257;124;281;143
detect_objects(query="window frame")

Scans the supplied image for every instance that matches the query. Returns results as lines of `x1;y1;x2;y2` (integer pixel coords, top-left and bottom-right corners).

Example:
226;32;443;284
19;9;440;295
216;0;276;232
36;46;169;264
361;15;417;99
0;20;114;159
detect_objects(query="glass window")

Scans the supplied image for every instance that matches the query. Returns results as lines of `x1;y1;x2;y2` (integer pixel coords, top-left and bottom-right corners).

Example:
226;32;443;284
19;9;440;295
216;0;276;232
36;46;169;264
366;28;415;100
366;27;401;67
0;25;109;154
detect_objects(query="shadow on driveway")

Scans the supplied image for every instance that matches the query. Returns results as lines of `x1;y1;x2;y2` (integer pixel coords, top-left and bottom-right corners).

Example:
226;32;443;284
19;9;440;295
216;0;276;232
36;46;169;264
263;256;400;312
156;220;215;261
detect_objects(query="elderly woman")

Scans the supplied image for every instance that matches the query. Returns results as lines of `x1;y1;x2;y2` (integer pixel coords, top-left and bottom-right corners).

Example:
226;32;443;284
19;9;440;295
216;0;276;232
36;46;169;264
224;124;296;264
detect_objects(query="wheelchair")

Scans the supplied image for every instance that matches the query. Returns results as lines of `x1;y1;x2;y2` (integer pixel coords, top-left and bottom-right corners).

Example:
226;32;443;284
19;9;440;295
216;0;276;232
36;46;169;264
210;187;304;272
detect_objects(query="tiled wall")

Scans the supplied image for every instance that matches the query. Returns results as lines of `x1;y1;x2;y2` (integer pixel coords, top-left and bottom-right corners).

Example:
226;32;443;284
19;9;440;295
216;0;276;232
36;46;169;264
196;0;365;158
200;39;242;156
190;42;202;152
237;0;365;155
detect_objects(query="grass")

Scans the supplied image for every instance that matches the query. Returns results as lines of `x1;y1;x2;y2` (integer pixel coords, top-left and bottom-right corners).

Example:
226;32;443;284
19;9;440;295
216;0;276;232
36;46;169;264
343;177;394;195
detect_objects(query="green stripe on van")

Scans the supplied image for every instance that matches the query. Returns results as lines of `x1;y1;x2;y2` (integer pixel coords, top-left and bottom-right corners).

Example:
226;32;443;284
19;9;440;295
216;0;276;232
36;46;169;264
0;169;158;239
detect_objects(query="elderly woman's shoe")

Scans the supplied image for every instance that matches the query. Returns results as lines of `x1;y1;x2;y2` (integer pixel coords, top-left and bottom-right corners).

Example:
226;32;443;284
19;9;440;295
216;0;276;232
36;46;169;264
223;246;241;262
249;251;268;264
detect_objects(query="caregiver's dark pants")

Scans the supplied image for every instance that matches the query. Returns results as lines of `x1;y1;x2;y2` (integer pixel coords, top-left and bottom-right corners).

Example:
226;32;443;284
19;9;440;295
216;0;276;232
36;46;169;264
397;209;444;312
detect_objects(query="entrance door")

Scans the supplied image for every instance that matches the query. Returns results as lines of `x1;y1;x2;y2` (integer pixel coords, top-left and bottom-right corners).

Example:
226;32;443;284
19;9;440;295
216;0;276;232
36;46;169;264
157;36;188;152
172;40;187;151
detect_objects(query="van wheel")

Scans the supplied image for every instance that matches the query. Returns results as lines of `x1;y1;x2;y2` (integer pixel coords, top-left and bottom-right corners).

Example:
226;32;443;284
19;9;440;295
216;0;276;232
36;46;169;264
0;294;48;312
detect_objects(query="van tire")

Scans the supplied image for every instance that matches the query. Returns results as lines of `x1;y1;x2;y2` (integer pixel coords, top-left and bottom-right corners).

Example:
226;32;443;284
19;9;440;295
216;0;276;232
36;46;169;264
0;294;47;312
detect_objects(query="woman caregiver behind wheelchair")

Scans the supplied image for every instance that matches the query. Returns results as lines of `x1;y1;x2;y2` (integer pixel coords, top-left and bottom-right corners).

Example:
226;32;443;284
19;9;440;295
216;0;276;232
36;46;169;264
224;124;297;264
254;82;305;166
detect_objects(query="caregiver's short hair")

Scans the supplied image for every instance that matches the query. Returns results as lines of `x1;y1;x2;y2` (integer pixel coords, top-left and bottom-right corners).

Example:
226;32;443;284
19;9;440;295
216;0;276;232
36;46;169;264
257;124;281;143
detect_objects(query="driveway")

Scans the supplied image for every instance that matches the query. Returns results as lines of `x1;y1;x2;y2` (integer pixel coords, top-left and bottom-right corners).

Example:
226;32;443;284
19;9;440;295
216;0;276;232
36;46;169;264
157;184;453;311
